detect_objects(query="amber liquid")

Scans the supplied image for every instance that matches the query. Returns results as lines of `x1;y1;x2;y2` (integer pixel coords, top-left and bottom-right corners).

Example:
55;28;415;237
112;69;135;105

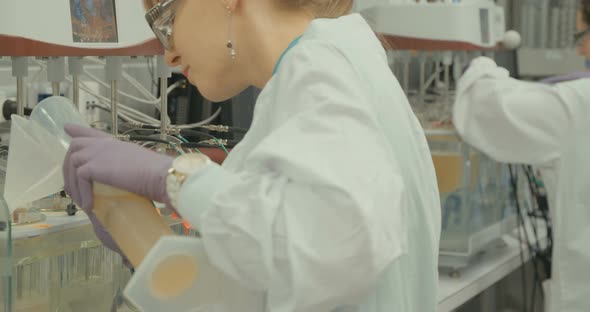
428;135;479;194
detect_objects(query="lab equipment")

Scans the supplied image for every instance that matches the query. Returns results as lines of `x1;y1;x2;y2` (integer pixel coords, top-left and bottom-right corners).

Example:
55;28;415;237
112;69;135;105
0;1;167;137
515;0;586;76
0;1;161;56
357;1;524;271
358;0;511;50
427;129;516;271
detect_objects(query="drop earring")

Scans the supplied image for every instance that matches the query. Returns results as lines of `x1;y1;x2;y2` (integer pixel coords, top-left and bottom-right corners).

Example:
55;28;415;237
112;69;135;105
226;4;236;59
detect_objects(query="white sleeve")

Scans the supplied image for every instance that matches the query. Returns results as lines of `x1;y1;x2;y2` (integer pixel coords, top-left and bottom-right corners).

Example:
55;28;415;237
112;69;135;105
175;43;405;311
453;57;572;164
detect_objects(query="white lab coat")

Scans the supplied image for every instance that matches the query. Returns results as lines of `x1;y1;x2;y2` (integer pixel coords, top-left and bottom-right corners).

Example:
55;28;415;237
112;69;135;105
175;14;441;312
453;57;590;312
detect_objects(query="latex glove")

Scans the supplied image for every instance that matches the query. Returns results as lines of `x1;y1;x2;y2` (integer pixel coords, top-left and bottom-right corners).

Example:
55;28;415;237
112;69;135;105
541;71;590;84
63;124;174;210
63;124;173;251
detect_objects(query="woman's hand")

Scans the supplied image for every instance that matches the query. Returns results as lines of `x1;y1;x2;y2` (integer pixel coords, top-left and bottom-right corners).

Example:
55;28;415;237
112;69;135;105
63;124;174;252
63;124;174;211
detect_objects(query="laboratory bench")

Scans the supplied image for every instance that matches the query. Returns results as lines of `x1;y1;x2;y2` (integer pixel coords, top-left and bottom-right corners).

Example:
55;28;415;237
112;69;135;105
439;224;549;312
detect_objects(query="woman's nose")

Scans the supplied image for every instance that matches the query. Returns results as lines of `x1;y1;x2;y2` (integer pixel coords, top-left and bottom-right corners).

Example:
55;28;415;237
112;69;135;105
165;50;181;67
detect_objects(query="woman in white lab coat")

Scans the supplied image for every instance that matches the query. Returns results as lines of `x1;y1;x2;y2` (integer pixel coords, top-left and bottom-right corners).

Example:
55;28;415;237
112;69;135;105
453;1;590;311
62;0;441;311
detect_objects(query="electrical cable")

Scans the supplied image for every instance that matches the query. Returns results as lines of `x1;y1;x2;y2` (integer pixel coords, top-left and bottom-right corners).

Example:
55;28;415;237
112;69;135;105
128;135;184;155
128;135;172;145
196;125;249;134
83;69;182;108
510;165;529;312
175;134;202;154
511;164;554;311
526;175;544;311
180;143;230;150
523;165;553;306
36;58;220;130
179;129;229;155
181;141;239;148
85;57;165;106
77;82;160;124
170;108;222;129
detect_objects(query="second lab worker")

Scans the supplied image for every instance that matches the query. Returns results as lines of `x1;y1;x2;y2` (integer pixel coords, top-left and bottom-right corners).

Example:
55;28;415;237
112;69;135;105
62;0;442;311
453;0;590;310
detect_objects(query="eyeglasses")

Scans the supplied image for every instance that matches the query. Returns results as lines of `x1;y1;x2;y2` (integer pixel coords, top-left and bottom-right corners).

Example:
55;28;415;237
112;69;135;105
574;28;590;47
145;0;180;50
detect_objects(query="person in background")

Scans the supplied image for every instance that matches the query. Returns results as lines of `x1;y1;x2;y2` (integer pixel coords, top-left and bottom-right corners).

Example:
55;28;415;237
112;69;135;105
62;0;442;311
453;1;590;311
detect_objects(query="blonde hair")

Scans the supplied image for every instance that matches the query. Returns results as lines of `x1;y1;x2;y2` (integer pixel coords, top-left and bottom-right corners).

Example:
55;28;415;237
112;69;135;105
143;0;353;18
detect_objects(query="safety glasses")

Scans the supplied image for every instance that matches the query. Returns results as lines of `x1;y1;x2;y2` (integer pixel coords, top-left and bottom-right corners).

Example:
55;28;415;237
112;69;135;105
145;0;180;50
574;28;590;47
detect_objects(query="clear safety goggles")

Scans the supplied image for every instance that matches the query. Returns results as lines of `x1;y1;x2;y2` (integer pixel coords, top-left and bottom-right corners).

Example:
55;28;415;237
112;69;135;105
145;0;180;50
574;28;590;47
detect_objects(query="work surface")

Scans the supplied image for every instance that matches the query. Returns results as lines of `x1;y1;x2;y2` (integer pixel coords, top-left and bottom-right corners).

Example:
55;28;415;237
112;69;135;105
10;213;532;311
438;234;536;312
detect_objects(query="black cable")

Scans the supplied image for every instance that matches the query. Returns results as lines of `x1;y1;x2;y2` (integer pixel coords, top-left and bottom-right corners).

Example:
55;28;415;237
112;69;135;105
128;135;173;145
523;167;553;311
180;143;224;149
202;126;248;134
121;128;159;136
524;166;553;234
521;167;544;275
227;127;248;133
523;168;551;241
512;165;551;311
123;123;159;130
179;129;221;141
510;165;529;312
523;166;549;262
181;141;239;149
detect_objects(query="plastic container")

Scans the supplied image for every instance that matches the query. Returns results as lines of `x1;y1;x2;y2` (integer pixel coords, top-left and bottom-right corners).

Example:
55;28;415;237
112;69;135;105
29;96;86;149
425;129;516;270
92;183;174;268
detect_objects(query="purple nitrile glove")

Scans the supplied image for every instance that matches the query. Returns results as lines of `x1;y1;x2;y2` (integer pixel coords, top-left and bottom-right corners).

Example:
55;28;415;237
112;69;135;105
63;124;174;253
541;71;590;84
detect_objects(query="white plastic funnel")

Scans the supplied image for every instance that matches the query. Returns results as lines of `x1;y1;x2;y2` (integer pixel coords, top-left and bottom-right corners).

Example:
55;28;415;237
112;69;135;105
4;116;67;212
4;96;86;213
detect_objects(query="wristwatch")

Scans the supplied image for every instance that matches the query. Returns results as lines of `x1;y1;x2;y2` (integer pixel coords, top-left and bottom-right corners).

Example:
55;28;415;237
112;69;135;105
166;153;211;209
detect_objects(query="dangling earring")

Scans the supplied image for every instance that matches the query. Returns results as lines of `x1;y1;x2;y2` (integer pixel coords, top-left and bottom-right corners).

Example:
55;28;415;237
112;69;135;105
226;3;236;59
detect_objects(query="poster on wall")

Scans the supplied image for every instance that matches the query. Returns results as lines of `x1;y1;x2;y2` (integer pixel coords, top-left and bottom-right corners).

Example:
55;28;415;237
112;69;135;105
70;0;119;43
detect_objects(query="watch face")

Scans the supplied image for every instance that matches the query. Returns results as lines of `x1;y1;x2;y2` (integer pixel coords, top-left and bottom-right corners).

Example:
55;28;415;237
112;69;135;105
175;154;208;174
